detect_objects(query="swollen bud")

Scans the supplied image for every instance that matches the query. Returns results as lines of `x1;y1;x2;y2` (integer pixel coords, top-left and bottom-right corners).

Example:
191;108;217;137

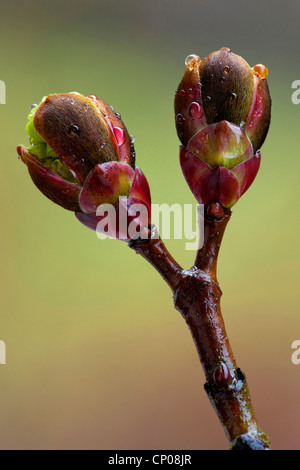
175;48;271;208
17;92;151;240
175;48;271;151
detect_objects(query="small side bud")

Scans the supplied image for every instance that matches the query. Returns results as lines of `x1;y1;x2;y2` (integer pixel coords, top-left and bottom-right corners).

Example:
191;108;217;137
213;363;231;387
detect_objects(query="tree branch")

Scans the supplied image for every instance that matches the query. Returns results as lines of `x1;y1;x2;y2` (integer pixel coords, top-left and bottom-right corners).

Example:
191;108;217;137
129;205;270;450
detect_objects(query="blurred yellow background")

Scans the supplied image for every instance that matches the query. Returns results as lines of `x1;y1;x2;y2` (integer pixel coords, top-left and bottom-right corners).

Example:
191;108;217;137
0;0;299;450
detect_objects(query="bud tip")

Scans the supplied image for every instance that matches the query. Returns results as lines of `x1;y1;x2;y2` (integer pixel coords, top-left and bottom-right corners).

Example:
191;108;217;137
253;63;268;79
185;54;201;71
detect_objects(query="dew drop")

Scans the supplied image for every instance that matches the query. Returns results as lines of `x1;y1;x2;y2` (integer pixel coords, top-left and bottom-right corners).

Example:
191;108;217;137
30;103;38;111
188;102;203;120
185;54;201;71
115;112;121;119
110;105;114;111
231;92;237;99
223;65;230;74
88;94;98;102
130;135;135;143
205;95;212;102
68;124;80;134
176;113;185;125
221;47;231;53
253;63;268;79
113;126;125;146
240;120;246;128
253;109;263;118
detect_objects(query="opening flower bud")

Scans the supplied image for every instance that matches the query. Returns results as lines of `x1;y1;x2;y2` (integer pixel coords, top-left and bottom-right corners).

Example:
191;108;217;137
17;92;151;239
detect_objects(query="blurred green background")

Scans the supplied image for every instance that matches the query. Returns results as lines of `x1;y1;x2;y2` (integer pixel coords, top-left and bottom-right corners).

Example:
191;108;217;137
0;0;299;450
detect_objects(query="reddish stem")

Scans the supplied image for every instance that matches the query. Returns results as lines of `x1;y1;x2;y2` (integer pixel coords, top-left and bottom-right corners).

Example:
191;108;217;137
129;226;182;292
129;205;270;450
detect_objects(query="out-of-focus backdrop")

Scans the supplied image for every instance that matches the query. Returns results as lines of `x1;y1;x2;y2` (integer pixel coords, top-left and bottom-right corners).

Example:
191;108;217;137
0;0;299;450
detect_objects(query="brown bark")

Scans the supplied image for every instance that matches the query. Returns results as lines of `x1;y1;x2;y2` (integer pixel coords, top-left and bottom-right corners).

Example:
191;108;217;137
129;205;270;450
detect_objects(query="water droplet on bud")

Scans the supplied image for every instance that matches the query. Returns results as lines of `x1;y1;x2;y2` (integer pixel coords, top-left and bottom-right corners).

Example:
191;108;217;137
185;54;201;71
231;92;237;99
188;102;203;120
223;65;230;74
253;63;268;79
176;113;185;125
221;47;231;53
30;103;38;111
88;94;98;102
113;126;125;146
115;112;121;119
205;95;212;102
68;124;80;134
130;135;135;143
